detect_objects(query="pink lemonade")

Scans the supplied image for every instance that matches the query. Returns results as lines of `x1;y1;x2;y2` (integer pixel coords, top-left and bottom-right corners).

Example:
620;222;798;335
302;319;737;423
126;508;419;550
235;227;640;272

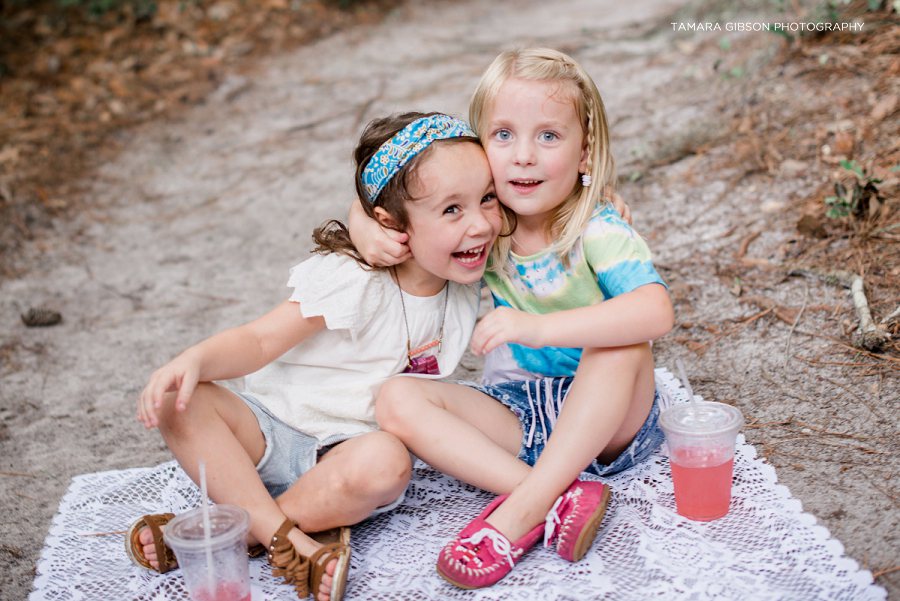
670;447;734;521
190;580;250;601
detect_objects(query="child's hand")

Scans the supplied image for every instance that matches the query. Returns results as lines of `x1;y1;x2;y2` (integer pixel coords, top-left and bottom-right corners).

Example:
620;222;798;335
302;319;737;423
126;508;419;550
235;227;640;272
348;196;411;266
137;353;200;429
470;307;543;356
361;226;411;267
605;186;632;226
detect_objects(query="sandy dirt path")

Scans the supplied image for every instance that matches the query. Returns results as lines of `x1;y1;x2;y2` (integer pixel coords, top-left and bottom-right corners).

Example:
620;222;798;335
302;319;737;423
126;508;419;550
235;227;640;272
2;0;897;598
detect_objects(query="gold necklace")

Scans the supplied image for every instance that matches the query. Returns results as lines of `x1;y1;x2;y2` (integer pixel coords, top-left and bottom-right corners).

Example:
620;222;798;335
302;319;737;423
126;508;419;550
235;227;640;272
392;266;449;376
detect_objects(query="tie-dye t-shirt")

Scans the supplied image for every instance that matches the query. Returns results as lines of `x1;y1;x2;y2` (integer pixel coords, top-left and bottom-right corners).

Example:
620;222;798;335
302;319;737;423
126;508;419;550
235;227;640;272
481;204;666;385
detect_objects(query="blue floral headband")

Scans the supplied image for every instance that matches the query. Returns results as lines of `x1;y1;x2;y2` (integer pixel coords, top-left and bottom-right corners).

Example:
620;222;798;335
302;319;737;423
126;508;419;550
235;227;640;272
362;114;477;203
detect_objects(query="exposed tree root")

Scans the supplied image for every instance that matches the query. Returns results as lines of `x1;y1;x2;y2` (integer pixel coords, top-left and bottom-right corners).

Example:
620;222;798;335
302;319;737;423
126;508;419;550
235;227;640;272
785;265;892;352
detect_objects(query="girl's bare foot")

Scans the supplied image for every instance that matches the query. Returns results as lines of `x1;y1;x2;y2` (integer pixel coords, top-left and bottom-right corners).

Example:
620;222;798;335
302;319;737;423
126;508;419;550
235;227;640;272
137;525;162;569
287;527;338;601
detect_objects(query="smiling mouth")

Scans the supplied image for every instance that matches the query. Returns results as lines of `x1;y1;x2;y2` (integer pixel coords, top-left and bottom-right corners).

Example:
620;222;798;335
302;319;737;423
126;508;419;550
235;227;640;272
511;179;542;190
453;245;486;265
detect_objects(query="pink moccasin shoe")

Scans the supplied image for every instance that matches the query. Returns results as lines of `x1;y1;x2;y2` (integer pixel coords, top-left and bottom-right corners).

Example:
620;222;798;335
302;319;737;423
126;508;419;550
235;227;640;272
544;479;611;562
437;494;544;589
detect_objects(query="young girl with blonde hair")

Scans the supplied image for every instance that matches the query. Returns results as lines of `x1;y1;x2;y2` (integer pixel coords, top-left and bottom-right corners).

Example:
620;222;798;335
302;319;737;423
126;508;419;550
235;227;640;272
352;47;674;588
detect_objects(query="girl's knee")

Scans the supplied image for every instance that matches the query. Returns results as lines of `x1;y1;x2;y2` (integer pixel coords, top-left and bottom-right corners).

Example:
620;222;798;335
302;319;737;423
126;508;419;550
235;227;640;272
364;431;412;483
374;377;425;432
156;383;218;437
344;432;412;499
154;392;183;434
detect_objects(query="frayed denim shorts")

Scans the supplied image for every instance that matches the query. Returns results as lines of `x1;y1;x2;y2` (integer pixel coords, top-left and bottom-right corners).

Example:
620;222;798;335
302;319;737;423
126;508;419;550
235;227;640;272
236;392;407;516
458;377;668;477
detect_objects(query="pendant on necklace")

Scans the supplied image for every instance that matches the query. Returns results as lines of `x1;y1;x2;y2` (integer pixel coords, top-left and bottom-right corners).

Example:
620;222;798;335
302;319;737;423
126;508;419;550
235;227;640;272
405;340;441;375
405;354;439;375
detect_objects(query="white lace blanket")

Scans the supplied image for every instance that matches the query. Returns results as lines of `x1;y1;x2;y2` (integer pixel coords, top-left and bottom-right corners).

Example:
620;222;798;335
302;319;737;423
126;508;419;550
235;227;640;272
31;369;885;601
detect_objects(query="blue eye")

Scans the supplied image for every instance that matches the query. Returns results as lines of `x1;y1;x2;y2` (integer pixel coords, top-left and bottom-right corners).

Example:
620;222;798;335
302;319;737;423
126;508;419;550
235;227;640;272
540;131;558;142
495;130;511;141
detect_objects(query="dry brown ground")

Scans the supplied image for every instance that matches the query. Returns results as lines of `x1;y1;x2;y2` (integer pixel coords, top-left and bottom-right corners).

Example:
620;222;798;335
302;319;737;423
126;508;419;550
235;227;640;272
0;0;403;277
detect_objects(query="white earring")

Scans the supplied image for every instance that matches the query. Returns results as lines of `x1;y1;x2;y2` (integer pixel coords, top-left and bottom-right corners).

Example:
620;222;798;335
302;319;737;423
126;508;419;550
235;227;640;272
581;174;591;187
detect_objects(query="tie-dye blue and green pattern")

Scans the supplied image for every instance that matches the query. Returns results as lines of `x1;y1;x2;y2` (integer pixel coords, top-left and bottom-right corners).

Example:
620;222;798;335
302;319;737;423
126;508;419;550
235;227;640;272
482;204;665;384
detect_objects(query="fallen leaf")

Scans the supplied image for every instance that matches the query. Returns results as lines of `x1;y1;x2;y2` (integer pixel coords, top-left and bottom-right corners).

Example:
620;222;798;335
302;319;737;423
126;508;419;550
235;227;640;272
53;38;76;57
871;94;898;122
208;1;236;21
780;159;808;173
741;295;799;324
668;280;692;303
825;119;855;133
739;258;774;269
833;130;854;156
888;57;900;77
797;214;827;239
0;146;20;164
108;77;132;98
675;40;698;55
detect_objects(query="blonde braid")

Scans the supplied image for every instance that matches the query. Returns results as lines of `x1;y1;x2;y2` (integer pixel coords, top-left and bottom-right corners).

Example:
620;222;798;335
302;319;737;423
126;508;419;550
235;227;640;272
583;98;596;195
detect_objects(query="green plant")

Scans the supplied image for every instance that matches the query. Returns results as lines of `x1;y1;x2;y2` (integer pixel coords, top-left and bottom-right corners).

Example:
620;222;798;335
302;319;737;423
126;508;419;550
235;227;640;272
7;0;157;17
765;24;794;43
824;159;883;218
57;0;118;15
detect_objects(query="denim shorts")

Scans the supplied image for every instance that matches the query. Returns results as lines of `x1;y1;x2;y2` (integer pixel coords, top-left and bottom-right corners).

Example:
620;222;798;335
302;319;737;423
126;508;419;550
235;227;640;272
236;392;407;516
458;377;669;477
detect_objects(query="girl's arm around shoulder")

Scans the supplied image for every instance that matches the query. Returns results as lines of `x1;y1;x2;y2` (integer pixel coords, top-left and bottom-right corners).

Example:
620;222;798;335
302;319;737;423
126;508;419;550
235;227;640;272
347;196;410;266
470;283;673;356
137;300;325;428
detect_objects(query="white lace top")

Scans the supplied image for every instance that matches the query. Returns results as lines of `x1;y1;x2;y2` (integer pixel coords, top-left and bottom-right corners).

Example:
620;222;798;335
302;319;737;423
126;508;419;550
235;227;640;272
243;252;480;442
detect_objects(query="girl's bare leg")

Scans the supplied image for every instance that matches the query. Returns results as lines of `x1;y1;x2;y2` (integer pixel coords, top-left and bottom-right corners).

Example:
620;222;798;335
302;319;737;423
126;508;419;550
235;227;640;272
140;382;343;601
274;429;413;533
375;377;528;495
481;342;657;542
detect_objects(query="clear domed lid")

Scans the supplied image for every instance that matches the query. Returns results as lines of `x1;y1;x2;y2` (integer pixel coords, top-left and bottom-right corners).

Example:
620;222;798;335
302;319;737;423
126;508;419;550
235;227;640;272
658;401;744;437
164;505;250;552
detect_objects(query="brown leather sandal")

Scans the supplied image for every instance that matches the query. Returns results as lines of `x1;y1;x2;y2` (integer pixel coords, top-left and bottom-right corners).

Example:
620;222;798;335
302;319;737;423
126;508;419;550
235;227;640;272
267;519;311;598
248;543;266;558
125;513;178;573
268;521;352;601
308;531;351;601
126;513;268;575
